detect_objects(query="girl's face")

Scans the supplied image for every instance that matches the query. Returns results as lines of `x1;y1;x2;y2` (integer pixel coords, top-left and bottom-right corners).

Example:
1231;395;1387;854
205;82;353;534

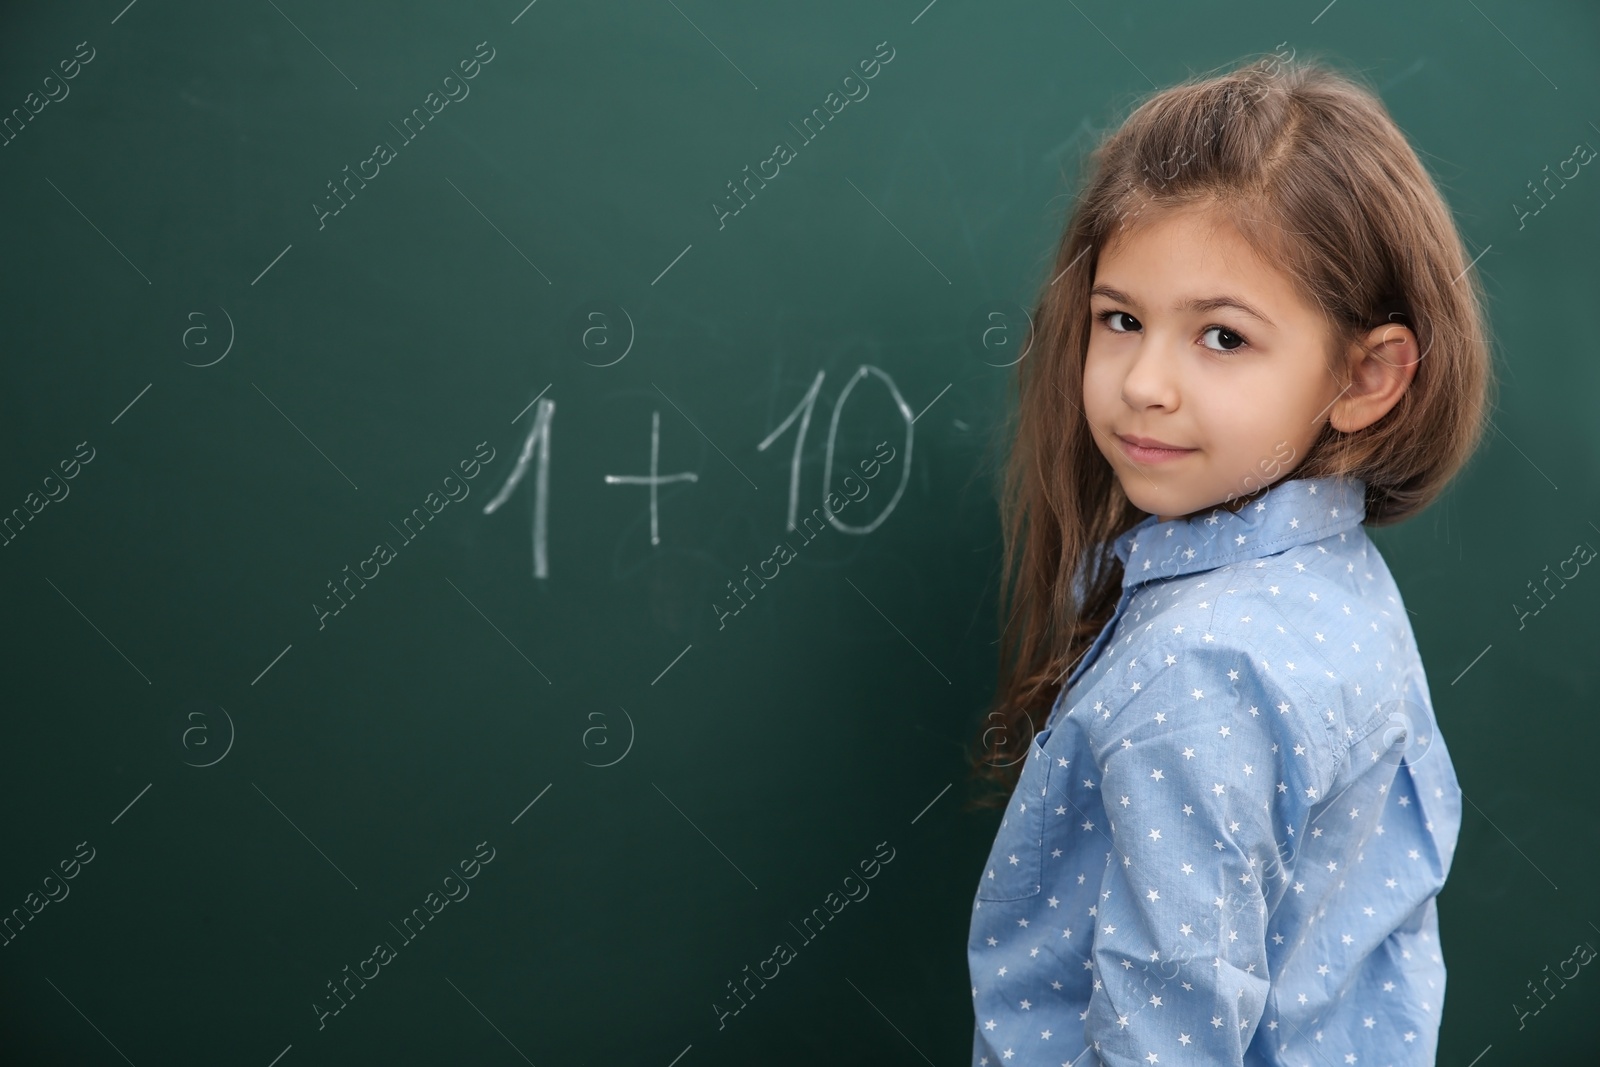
1082;202;1347;521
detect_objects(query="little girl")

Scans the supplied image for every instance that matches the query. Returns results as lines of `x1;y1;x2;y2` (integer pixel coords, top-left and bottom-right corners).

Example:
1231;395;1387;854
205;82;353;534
967;54;1491;1067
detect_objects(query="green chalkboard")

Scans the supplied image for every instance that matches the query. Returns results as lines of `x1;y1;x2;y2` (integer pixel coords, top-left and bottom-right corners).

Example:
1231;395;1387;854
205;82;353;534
2;0;1597;1063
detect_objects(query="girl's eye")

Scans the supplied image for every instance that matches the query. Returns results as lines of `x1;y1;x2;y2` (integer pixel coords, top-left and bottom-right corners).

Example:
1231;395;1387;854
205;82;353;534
1096;309;1141;333
1200;325;1249;352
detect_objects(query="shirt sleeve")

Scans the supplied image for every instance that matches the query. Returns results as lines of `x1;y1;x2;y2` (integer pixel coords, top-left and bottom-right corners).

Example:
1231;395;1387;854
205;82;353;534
1080;641;1338;1067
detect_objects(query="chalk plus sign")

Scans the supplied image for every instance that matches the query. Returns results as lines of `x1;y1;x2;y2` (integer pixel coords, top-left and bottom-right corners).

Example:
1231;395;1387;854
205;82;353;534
604;410;699;545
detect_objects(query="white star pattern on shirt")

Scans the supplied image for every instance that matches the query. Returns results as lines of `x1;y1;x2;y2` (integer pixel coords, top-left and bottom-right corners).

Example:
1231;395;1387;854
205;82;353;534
968;477;1457;1067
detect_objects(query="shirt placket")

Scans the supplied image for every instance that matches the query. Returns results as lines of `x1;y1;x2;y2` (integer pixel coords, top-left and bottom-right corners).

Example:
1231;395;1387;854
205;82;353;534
1049;584;1137;730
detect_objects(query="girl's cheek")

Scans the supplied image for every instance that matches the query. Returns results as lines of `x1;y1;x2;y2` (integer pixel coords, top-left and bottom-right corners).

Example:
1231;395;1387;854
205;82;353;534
1080;350;1113;398
1080;377;1113;426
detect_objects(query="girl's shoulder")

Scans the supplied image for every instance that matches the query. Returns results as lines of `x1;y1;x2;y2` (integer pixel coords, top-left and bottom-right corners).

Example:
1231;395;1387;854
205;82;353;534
1080;530;1421;764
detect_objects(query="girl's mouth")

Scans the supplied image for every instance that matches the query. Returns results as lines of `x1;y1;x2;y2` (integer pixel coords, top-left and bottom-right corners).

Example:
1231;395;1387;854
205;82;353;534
1116;433;1198;464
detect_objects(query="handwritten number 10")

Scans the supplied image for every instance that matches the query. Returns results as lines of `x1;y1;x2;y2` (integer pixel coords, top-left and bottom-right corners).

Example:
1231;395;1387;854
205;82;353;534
758;365;913;535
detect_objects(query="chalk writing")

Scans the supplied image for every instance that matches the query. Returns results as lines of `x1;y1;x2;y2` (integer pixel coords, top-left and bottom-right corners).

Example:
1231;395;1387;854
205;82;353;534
483;398;554;576
758;364;913;535
603;410;700;546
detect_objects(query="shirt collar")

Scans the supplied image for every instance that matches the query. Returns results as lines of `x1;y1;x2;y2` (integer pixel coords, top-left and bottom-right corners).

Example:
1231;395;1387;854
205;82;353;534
1113;476;1367;590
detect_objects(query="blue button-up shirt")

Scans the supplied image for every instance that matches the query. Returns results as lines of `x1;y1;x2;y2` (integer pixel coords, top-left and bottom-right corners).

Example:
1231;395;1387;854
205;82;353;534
969;476;1461;1067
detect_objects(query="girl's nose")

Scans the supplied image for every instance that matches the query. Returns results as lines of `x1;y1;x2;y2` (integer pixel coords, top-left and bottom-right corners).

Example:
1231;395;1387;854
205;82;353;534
1120;336;1182;411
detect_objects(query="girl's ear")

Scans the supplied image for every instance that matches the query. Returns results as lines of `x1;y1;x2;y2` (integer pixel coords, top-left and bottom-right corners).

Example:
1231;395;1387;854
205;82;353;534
1329;322;1420;433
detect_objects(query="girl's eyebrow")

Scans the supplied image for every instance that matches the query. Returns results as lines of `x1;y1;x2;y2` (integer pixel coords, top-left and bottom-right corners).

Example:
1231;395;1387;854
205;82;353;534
1089;284;1277;329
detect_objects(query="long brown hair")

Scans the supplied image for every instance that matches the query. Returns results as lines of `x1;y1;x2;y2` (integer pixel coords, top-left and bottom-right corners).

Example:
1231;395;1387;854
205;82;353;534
966;52;1494;808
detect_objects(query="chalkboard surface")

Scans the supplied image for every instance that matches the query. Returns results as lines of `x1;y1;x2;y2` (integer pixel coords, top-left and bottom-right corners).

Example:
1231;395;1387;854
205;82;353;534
2;1;1597;1064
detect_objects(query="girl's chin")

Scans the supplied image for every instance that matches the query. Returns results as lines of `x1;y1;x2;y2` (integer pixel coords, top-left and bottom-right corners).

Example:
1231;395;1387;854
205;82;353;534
1119;483;1213;522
